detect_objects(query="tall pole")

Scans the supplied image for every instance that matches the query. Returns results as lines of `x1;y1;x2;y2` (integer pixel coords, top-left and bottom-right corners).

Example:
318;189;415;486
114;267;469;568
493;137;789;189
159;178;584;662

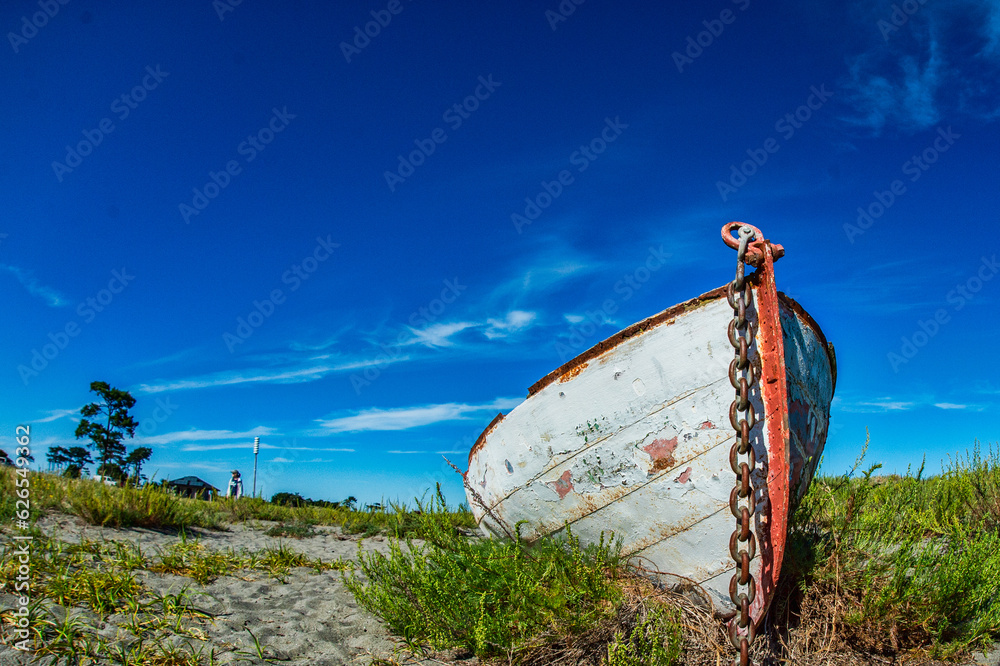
253;436;259;498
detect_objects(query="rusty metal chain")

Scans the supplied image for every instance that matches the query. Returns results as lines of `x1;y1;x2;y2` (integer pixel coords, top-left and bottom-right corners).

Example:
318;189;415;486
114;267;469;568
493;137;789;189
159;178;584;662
726;225;760;666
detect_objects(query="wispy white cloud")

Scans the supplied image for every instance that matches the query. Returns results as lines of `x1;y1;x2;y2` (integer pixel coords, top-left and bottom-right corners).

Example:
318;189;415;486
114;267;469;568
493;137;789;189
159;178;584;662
843;1;1000;134
149;461;230;475
268;449;354;465
145;238;663;397
835;396;916;413
35;407;81;423
315;397;521;433
179;442;264;452
25;435;77;451
139;426;276;446
488;254;607;306
289;337;339;352
405;322;477;348
1;264;69;307
277;446;356;452
484;310;537;339
287;324;355;352
136;367;335;393
128;348;199;369
390;311;537;350
844;49;944;134
135;356;409;394
860;400;915;412
835;395;985;413
560;311;619;330
181;442;355;452
317;240;671;369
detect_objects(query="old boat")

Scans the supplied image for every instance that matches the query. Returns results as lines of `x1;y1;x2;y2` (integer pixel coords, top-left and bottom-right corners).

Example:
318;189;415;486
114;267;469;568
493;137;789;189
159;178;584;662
466;223;836;646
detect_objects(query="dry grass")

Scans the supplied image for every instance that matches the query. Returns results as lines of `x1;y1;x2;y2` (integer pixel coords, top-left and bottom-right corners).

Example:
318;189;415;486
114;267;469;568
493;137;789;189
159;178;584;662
514;575;694;666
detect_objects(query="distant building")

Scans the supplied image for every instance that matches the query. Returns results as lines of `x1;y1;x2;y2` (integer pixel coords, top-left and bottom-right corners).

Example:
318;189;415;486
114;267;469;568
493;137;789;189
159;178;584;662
166;476;219;500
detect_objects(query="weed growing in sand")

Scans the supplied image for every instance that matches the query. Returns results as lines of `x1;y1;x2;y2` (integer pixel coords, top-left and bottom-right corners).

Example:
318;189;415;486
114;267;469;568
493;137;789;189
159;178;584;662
2;537;144;617
146;538;346;584
606;603;682;666
780;436;1000;660
264;521;317;538
31;606;96;664
234;625;280;664
348;526;625;658
346;492;683;663
151;541;245;585
46;565;144;615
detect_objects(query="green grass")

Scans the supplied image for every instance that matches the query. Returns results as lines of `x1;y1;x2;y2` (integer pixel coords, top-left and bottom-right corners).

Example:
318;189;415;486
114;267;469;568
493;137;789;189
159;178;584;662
606;604;682;666
0;467;476;535
9;437;1000;663
348;526;629;658
263;521;317;538
781;436;1000;659
346;436;1000;664
345;494;684;664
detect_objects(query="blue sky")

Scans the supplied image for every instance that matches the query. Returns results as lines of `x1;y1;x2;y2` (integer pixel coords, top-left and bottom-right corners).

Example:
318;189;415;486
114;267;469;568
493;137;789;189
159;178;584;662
2;0;998;505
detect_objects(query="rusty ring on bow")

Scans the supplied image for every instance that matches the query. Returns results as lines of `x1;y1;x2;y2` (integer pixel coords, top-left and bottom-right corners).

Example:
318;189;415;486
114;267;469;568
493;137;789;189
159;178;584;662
721;222;785;268
721;222;764;251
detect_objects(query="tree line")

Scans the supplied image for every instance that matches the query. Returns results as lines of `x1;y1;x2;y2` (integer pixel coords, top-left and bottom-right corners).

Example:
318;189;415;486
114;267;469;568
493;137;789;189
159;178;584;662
3;381;362;505
270;492;358;510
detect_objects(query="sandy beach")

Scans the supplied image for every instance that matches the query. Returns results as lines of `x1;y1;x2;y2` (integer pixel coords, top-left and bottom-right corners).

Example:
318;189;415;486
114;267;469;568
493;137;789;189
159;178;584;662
0;512;465;666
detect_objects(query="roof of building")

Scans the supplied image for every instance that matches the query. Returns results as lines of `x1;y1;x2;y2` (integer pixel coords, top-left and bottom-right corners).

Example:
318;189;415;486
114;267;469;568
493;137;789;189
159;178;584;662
167;476;219;490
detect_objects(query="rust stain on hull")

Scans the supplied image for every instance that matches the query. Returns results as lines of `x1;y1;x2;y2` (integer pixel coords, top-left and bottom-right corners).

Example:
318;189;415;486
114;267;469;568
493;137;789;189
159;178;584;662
469;412;504;464
528;436;728;540
558;361;589;383
548;470;574;499
644;437;678;474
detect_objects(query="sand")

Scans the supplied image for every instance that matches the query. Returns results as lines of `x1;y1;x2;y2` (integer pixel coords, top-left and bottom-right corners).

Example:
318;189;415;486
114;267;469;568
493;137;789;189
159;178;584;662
0;513;469;665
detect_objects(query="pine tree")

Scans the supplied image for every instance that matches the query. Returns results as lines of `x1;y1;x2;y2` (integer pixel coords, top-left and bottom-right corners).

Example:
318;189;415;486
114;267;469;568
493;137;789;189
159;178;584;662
74;381;139;481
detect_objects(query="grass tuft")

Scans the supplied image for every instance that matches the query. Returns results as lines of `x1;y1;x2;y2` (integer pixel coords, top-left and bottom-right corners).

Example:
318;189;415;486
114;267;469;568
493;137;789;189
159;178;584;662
345;492;684;663
778;435;1000;660
264;522;317;538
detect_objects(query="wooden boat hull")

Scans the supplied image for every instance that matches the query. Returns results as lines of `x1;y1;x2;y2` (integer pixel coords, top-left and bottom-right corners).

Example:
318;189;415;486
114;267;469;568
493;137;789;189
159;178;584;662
466;279;835;620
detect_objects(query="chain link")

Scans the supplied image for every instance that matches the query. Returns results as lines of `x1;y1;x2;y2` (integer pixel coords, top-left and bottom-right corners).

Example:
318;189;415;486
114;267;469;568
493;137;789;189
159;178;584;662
726;225;760;666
